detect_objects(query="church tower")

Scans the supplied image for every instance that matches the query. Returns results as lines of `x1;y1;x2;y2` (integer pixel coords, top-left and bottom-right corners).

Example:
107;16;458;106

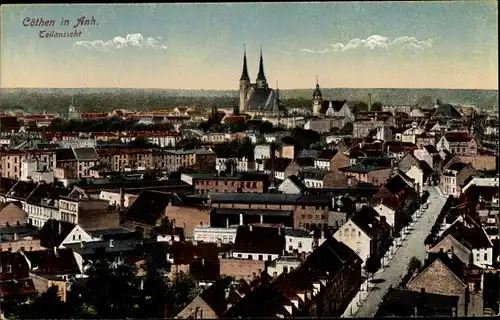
256;46;268;89
312;75;323;116
239;45;251;114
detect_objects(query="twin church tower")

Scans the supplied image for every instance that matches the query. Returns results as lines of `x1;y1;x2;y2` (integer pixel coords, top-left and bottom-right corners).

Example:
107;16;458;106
237;45;283;117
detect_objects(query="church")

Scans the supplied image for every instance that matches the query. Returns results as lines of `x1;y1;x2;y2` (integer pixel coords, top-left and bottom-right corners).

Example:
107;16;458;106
238;46;286;118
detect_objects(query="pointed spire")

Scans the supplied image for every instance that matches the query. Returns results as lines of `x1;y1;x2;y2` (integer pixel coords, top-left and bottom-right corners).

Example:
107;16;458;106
316;75;319;86
239;44;250;81
256;45;266;81
276;80;279;90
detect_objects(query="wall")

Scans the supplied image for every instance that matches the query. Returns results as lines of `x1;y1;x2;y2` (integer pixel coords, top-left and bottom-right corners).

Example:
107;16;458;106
165;205;211;238
459;155;497;171
219;258;266;282
333;221;371;263
30;273;68;302
0;239;44;252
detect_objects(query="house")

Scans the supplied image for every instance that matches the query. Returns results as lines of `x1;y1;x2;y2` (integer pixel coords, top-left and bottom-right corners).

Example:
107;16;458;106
432;101;462;120
415;133;436;149
38;219;76;249
314;149;349;171
376;287;459;317
399;154;434;191
181;172;269;194
284;228;326;255
230;225;285;262
0;202;27;226
59;224;137;248
436;132;478;156
431;220;494;269
371;172;418;234
223;237;363;318
58;188;120;229
405;251;483;316
267;255;303;278
414;145;441;171
121;190;172;237
208;193;332;232
193;225;238;244
439;162;475;197
176;277;244;319
333;205;391;266
260;158;300;181
278;175;307;194
338;163;392;186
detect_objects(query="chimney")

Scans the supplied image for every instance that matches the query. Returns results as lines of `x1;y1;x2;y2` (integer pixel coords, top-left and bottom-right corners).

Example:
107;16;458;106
58;221;62;235
80;241;84;248
270;143;276;187
226;218;229;228
249;225;253;232
380;216;387;225
53;246;58;257
110;239;114;248
13;233;19;241
368;93;372;112
119;187;125;210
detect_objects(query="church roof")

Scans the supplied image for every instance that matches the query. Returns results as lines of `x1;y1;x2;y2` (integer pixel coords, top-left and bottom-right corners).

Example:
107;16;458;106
313;84;322;98
245;87;279;112
256;49;266;81
240;47;250;81
319;100;347;114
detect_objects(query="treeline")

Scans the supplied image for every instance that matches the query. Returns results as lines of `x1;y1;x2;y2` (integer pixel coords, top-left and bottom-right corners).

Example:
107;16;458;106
47;118;174;133
2;255;208;319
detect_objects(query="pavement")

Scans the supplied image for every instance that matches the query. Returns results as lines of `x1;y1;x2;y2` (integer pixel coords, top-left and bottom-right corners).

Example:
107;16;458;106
353;186;448;318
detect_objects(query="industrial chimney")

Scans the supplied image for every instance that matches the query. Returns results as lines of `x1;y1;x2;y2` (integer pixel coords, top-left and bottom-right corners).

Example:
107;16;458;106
368;93;372;112
270;142;276;187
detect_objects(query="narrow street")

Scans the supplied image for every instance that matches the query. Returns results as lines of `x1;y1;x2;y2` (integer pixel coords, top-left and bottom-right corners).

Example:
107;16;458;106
354;187;448;317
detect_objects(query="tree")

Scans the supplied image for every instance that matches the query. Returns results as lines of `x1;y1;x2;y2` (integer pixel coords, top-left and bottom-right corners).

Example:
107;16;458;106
16;286;67;320
371;102;383;112
165;272;200;317
407;256;422;273
354;101;369;114
82;259;141;319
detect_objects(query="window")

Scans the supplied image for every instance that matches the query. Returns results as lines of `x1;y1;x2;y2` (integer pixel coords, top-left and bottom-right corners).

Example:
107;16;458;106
73;235;76;240
283;266;288;274
7;265;12;273
298;242;302;248
476;253;480;260
258;255;263;261
78;235;81;240
351;229;355;236
358;231;361;237
484;253;488;261
268;255;272;261
248;255;253;260
237;254;242;258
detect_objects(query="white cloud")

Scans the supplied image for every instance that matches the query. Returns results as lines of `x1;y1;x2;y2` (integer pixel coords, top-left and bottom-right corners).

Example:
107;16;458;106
302;35;433;53
75;33;168;52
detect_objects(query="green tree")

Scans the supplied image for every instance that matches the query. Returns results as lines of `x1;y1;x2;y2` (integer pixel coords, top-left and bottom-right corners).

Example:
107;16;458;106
407;256;422;273
354;101;369;114
21;286;67;319
371;102;383;112
82;259;141;319
166;272;201;317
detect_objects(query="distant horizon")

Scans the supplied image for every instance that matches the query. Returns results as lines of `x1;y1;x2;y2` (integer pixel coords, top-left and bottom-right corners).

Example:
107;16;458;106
1;3;497;90
2;86;498;91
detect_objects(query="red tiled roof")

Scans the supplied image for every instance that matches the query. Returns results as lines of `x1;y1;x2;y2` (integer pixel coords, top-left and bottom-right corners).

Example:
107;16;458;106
444;132;473;143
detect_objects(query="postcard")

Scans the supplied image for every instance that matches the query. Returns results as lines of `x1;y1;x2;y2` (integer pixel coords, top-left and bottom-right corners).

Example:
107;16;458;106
0;2;498;320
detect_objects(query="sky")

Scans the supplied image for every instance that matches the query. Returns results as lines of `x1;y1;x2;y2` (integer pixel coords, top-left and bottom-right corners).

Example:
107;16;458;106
0;2;498;90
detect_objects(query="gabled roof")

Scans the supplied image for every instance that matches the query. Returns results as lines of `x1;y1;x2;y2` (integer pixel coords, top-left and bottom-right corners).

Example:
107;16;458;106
350;206;390;239
316;149;339;160
263;158;293;172
432;103;462;119
55;148;76;161
123;190;172;226
281;175;307;192
72;147;98;161
441;220;493;249
233;225;284;254
24;248;80;275
38;219;76;249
